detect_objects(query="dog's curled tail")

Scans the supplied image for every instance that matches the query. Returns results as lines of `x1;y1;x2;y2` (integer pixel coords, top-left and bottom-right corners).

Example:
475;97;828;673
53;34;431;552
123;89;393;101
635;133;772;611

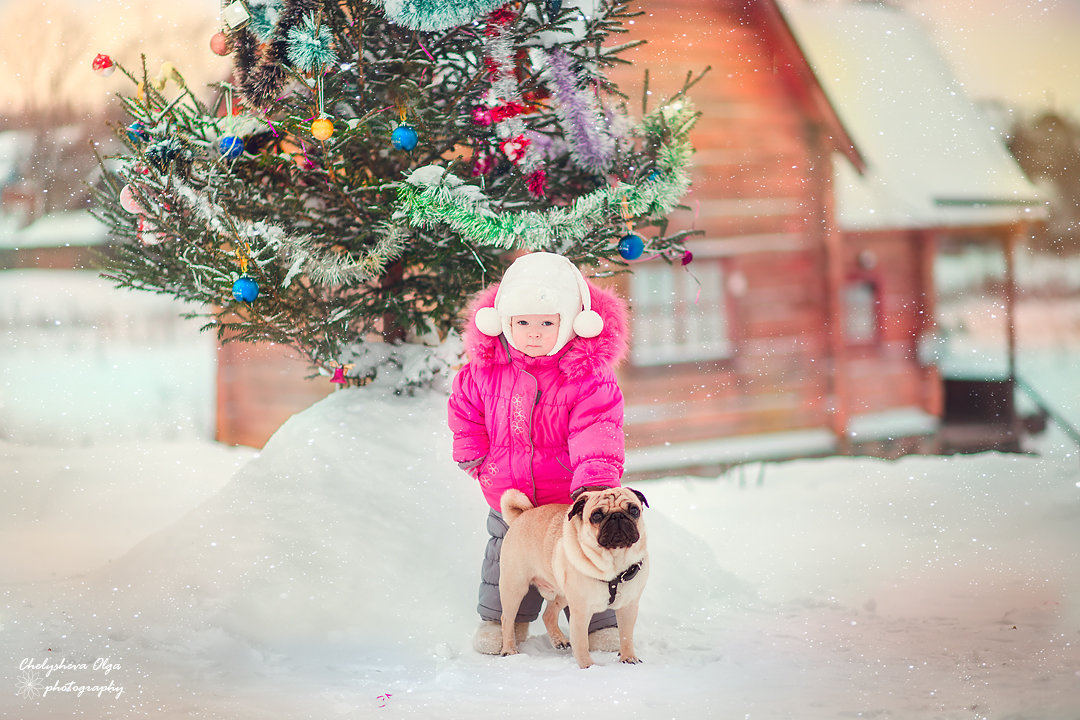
499;489;534;525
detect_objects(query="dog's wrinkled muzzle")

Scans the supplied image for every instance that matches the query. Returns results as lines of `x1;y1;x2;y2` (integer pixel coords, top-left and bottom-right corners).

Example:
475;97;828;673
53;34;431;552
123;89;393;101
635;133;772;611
598;511;640;548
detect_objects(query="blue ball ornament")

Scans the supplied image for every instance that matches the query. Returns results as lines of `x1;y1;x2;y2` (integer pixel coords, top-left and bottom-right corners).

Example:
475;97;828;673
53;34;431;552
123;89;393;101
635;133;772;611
232;275;259;303
391;124;419;151
617;233;645;261
219;135;244;159
126;121;149;143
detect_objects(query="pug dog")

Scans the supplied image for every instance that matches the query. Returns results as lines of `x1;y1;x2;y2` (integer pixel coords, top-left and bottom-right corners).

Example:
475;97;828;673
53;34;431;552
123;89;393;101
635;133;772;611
498;487;649;669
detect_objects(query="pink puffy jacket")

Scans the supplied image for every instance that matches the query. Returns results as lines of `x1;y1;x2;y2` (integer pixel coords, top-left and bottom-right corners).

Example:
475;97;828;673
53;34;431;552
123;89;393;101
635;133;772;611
448;280;629;512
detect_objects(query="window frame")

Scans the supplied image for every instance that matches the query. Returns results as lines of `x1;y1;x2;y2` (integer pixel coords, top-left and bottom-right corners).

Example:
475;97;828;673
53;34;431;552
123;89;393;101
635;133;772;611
628;257;735;368
842;271;883;348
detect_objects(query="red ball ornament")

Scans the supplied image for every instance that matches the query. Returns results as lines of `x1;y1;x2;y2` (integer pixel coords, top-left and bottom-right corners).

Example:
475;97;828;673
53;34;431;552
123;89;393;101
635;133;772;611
137;216;166;246
210;31;231;56
92;53;115;77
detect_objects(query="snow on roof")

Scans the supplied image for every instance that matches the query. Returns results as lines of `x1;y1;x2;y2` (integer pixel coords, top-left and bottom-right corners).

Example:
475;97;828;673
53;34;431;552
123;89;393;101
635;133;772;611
779;1;1045;231
2;210;111;249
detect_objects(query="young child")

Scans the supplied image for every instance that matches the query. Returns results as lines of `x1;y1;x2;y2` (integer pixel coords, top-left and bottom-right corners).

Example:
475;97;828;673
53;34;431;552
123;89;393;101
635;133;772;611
447;251;630;655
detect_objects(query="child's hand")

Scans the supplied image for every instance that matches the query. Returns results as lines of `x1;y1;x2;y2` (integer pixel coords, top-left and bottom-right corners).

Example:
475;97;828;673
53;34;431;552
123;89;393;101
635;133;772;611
570;484;614;499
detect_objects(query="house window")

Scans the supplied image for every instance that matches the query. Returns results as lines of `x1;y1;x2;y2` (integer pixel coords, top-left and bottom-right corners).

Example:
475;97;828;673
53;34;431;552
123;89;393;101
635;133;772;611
843;278;880;345
629;259;732;366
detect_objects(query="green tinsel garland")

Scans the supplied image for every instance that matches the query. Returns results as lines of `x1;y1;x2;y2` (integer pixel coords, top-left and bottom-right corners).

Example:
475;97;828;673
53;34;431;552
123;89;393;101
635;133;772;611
375;0;509;32
286;12;338;73
394;101;697;253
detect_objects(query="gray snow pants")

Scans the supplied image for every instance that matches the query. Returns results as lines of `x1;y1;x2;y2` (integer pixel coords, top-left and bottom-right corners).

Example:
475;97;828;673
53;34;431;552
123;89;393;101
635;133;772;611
478;509;617;632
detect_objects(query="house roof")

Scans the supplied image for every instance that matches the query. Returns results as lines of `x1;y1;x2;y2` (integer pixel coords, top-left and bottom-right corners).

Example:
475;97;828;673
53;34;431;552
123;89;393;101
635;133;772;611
745;0;865;172
778;1;1045;232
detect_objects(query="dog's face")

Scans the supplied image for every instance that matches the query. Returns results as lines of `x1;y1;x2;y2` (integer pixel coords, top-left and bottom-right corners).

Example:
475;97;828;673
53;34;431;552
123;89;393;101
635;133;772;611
568;488;648;549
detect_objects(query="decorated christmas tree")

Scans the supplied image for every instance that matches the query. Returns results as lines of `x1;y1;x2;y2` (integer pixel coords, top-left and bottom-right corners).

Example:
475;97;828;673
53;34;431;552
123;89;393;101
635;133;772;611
90;0;701;387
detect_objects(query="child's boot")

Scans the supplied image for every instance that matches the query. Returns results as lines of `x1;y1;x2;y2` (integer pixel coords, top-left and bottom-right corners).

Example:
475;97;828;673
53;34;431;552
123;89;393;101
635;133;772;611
588;626;621;652
473;620;529;654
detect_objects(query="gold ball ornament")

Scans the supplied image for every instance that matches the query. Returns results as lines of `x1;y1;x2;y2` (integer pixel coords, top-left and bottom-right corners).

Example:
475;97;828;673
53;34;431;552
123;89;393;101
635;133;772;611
311;117;334;141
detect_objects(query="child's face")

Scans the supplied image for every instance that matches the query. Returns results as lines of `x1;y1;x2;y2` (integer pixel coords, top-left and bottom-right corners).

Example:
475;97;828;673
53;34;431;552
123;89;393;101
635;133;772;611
510;314;561;357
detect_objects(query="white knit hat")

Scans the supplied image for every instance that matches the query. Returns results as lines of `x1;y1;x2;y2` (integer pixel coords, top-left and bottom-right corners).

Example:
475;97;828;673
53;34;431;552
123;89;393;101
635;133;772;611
474;252;604;356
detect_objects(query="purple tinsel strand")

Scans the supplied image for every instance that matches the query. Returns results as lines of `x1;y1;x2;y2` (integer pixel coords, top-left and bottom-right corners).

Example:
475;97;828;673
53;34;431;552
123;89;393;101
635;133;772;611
545;47;615;174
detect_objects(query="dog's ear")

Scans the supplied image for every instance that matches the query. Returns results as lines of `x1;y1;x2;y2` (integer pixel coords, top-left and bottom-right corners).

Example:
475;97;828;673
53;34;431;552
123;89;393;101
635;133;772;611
631;488;649;508
568;496;588;521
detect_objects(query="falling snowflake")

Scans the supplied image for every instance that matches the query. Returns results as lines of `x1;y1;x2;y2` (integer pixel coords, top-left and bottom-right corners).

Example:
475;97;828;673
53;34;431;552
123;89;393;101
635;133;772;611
15;670;44;699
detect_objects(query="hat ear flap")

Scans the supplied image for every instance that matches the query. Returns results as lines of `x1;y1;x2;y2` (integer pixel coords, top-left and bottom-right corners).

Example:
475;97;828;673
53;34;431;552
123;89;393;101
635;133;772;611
570;263;604;338
474;306;502;336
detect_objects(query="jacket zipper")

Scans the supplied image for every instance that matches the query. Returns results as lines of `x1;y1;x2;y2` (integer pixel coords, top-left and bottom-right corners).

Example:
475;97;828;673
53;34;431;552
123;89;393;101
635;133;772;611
521;365;539;506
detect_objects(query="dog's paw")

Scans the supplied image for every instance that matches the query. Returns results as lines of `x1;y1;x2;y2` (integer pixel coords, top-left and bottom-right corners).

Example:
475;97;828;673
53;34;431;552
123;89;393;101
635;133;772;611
618;654;642;665
551;639;570;650
500;647;519;657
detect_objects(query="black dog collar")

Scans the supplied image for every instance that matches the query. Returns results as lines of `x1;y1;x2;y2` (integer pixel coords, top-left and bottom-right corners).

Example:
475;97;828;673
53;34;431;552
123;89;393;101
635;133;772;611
607;560;644;605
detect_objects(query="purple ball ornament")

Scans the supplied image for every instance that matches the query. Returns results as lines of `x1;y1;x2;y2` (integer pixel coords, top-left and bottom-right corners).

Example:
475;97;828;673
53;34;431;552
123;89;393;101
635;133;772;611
232;275;259;303
617;233;645;261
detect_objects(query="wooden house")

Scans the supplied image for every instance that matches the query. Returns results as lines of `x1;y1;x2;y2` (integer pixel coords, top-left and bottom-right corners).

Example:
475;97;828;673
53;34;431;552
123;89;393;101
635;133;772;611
210;0;1045;461
606;0;1044;477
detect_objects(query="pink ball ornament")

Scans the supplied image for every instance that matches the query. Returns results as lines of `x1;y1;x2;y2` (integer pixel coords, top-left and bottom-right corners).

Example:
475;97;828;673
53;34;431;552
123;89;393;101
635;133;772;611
119;184;142;214
471;106;493;127
210;31;231;56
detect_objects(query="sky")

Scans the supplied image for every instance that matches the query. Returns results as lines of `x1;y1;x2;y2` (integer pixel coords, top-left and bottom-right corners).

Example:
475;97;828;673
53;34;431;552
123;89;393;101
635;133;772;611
904;0;1080;116
2;0;1080;118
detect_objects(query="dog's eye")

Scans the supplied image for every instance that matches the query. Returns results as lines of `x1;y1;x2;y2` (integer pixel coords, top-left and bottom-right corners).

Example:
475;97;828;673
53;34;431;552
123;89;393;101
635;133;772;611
589;510;604;524
627;504;640;518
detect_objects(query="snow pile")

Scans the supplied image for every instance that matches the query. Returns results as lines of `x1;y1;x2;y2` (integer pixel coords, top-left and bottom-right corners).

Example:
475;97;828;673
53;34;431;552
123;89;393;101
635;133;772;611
2;386;1079;719
85;388;736;653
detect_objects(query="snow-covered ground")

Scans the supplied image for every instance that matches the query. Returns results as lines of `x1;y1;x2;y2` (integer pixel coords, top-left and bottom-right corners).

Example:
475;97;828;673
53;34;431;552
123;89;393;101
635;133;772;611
1;378;1078;719
2;245;1078;718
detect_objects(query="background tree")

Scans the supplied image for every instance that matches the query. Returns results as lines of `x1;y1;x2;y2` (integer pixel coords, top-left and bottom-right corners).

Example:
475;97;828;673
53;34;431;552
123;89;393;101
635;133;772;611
90;0;701;386
1008;109;1080;253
